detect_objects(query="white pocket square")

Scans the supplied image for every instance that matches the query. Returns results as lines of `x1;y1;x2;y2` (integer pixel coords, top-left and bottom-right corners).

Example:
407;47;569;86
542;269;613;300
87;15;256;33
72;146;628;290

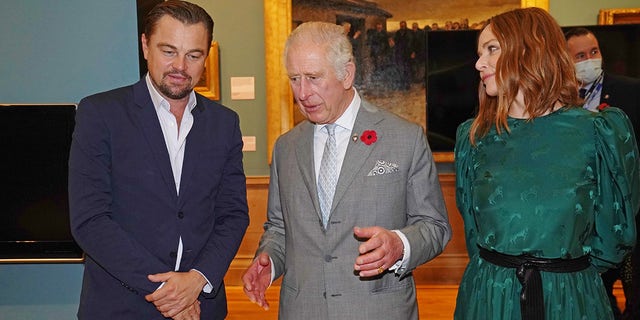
367;160;399;176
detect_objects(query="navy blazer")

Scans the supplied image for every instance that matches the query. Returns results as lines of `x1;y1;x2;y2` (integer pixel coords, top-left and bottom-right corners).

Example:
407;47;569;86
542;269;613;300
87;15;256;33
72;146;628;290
601;73;640;141
69;79;249;319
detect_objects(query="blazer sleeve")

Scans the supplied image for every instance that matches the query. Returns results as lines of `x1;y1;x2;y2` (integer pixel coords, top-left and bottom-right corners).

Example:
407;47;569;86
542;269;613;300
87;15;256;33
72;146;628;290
398;124;452;276
68;96;168;295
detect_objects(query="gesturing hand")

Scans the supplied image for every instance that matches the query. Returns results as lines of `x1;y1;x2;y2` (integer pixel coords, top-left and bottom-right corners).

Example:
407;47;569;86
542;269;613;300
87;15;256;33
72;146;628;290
241;252;273;310
353;226;404;277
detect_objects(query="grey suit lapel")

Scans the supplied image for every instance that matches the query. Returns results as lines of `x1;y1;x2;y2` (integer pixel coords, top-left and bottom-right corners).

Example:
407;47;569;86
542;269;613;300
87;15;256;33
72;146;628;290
294;121;323;220
331;101;383;213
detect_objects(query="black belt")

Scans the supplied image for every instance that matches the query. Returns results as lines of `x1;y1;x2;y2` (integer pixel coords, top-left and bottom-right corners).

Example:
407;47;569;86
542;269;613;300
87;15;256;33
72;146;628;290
478;246;591;320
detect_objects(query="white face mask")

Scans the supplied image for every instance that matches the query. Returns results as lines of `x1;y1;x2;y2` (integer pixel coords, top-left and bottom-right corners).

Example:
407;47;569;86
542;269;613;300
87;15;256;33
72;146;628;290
574;58;602;85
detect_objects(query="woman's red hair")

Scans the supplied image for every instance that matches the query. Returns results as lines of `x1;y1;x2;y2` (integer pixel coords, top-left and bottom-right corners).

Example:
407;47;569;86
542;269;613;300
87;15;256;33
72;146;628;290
469;7;581;144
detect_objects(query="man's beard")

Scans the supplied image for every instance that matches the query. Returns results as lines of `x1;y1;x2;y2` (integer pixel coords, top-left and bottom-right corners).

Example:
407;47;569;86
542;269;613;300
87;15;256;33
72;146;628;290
155;71;194;100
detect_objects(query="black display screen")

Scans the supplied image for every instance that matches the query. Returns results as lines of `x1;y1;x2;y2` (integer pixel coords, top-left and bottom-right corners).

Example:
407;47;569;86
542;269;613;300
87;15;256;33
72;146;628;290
426;24;640;152
0;104;82;261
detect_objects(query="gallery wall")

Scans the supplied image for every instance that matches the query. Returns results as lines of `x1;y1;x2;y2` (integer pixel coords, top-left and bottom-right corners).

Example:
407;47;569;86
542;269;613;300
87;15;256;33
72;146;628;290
0;0;637;318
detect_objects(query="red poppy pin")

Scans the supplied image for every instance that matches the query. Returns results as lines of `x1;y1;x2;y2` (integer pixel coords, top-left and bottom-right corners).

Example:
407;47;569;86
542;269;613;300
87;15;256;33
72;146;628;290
360;130;377;145
597;102;609;111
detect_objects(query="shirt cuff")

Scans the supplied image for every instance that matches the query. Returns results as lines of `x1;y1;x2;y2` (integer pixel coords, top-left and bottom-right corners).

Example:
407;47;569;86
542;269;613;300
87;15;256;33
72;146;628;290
190;269;213;293
269;257;275;286
389;230;410;274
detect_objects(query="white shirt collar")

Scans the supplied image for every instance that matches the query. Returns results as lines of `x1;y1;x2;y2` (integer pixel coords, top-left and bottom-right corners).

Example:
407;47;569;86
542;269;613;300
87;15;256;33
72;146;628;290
315;88;361;133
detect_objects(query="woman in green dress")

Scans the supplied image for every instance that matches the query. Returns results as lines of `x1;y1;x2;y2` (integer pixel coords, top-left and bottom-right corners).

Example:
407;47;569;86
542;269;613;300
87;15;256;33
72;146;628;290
454;7;640;320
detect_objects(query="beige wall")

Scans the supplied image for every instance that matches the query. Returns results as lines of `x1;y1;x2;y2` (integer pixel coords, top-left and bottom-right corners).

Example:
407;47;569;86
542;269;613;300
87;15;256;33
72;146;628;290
551;0;640;26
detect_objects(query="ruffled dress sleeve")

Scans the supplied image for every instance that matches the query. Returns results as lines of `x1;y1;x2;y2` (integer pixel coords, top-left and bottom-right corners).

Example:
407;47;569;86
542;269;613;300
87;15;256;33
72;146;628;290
454;119;479;258
591;107;640;270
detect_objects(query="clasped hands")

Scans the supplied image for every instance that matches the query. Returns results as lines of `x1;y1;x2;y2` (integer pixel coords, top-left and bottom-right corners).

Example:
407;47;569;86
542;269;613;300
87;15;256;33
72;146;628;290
241;226;404;310
145;270;207;320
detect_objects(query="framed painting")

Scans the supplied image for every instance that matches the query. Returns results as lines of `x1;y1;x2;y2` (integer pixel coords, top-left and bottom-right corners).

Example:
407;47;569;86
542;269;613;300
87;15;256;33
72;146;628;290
598;8;640;25
264;0;549;162
195;42;221;100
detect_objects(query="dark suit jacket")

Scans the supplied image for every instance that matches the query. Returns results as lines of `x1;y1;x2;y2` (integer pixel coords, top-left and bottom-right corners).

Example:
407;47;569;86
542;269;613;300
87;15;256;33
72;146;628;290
601;73;640;140
69;79;249;319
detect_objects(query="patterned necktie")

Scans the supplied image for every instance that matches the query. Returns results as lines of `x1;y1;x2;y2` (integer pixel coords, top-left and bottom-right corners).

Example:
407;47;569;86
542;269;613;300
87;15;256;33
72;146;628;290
318;124;338;228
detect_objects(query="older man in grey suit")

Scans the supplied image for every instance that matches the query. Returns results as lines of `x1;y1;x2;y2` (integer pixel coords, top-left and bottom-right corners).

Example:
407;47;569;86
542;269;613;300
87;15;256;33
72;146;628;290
242;21;451;320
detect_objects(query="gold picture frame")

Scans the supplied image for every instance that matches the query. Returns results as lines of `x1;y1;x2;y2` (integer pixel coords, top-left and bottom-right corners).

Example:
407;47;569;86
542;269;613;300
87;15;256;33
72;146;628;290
195;42;220;100
264;0;548;163
598;8;640;25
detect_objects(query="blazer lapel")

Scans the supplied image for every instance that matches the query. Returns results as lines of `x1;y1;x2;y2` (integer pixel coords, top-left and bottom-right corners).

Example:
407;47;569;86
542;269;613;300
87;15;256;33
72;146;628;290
178;97;206;204
294;121;324;221
132;80;178;197
331;101;383;212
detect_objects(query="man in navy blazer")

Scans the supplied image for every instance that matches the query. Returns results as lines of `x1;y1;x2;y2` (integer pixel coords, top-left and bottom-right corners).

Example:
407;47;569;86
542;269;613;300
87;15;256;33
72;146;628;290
68;1;249;319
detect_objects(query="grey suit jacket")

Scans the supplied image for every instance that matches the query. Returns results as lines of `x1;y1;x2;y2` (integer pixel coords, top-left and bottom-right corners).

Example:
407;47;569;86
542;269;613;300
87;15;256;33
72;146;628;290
258;99;451;320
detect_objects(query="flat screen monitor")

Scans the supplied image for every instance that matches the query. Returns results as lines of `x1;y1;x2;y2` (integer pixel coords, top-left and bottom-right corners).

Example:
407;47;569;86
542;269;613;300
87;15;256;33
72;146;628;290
0;104;83;262
426;24;640;152
425;29;480;152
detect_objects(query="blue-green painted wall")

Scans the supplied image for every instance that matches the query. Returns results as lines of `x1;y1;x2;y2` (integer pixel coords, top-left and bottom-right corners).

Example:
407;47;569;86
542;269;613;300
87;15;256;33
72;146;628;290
0;0;139;103
1;1;138;318
1;0;638;318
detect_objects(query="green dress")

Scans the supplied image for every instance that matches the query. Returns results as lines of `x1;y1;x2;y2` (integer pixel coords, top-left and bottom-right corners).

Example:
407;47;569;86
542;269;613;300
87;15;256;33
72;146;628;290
454;106;640;319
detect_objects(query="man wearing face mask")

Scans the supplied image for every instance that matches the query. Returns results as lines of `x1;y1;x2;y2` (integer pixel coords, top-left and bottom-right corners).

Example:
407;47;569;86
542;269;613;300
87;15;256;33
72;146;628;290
566;27;640;320
565;27;640;121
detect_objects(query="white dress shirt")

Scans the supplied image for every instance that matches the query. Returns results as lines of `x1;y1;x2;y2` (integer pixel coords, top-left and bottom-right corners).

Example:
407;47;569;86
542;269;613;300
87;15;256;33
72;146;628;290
145;74;212;293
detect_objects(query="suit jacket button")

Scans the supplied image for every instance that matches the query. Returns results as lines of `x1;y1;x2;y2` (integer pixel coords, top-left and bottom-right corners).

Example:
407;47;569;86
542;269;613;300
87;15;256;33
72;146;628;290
178;211;184;219
170;251;177;258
